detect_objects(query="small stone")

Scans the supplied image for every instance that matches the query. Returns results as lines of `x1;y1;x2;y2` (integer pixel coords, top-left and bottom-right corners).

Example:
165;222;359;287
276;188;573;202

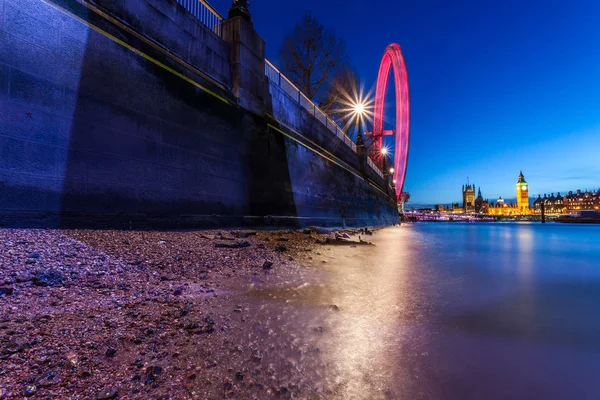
37;372;61;387
0;287;14;297
215;240;251;249
2;341;22;355
235;371;244;381
275;245;287;252
66;352;79;368
235;230;257;238
262;260;273;270
302;228;312;234
277;237;289;242
328;304;340;312
96;387;118;399
146;366;163;376
173;287;184;296
106;348;117;358
251;350;262;362
28;252;40;259
24;384;37;397
32;270;65;287
233;308;242;313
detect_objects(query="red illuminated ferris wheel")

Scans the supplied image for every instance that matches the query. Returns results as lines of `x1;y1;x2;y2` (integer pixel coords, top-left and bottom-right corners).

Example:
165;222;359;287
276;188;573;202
370;43;410;200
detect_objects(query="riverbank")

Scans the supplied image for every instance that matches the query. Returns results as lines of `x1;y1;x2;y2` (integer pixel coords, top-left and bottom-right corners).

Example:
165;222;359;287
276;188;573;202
0;228;374;399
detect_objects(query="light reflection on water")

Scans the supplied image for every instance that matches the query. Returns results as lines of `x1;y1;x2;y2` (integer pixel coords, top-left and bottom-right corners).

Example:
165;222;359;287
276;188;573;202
306;223;600;399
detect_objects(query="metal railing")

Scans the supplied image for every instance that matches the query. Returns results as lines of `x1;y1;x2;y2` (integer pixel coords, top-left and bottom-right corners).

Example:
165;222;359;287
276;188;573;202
176;0;224;37
367;158;384;179
265;60;360;155
173;0;383;179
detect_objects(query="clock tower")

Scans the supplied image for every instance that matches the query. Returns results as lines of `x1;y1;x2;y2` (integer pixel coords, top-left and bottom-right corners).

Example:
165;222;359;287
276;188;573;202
516;171;529;213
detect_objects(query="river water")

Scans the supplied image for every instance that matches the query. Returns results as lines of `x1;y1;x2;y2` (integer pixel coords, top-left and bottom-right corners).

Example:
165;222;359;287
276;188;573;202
277;223;600;399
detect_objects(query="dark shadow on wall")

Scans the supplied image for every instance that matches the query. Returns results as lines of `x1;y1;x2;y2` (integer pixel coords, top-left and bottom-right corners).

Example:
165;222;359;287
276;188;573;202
241;111;299;228
56;0;298;229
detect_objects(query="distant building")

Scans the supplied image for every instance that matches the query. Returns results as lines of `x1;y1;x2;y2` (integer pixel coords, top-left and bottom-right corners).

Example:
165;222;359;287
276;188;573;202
533;190;600;215
487;200;520;216
533;195;544;214
543;193;564;214
486;171;531;216
451;172;534;216
475;188;488;213
462;183;476;213
451;203;464;214
516;171;529;213
563;190;600;211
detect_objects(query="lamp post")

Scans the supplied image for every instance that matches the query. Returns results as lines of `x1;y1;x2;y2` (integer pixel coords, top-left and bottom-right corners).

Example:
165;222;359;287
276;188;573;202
381;147;388;173
353;102;367;177
353;101;366;138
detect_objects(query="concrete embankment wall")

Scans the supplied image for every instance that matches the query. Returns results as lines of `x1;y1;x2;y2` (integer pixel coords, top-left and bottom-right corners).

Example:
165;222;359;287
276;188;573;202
0;0;399;228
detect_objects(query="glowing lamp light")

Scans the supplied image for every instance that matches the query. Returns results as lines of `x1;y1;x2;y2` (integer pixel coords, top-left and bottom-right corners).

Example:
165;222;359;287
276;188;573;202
380;147;388;155
353;102;366;115
393;179;397;184
389;168;394;174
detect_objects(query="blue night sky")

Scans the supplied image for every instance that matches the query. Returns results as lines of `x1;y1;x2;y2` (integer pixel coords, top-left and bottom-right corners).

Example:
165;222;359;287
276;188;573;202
211;0;600;205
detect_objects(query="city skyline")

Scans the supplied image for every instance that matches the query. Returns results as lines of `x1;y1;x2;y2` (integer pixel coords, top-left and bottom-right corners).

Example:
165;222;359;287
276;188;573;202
210;0;600;204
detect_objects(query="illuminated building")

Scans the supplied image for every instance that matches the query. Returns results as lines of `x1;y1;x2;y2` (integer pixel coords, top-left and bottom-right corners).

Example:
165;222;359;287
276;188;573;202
533;194;564;215
516;171;529;213
564;190;600;211
475;188;488;213
462;183;476;213
487;200;521;216
532;190;600;214
533;195;544;213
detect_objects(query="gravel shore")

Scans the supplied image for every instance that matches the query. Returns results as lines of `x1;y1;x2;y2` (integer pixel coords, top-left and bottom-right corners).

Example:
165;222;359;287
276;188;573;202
0;227;372;399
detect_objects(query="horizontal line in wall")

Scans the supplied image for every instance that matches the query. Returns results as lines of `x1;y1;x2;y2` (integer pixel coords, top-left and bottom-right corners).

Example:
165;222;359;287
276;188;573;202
265;121;362;179
39;0;232;105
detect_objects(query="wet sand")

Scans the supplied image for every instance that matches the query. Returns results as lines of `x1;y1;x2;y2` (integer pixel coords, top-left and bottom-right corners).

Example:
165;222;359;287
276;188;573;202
0;228;370;399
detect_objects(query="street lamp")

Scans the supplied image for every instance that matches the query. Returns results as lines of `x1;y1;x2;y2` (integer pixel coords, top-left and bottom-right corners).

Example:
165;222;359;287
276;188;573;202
380;147;388;156
389;167;394;174
353;102;365;116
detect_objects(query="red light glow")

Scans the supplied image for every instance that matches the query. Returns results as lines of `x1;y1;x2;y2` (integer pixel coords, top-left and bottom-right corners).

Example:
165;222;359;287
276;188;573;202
371;44;410;200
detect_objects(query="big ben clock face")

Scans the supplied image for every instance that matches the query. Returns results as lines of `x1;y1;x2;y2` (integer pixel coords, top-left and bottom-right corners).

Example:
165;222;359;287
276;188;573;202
523;186;528;191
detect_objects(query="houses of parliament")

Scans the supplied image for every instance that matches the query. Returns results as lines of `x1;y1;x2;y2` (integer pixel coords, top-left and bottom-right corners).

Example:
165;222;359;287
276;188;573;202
441;171;530;215
438;171;600;216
